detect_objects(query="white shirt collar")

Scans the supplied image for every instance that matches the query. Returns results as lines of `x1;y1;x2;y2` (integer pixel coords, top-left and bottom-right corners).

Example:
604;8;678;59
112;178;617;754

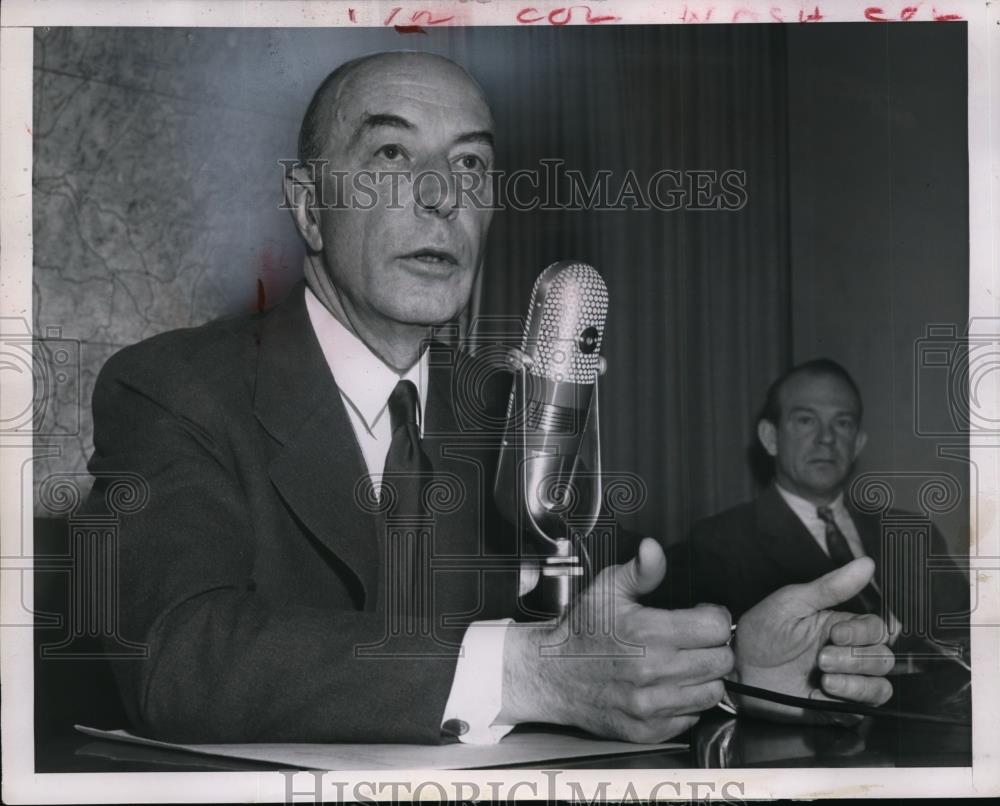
776;483;847;525
304;286;428;434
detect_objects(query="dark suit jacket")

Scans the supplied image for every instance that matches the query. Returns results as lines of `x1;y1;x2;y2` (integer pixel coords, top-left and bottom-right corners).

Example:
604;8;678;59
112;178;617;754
685;484;970;651
85;283;542;744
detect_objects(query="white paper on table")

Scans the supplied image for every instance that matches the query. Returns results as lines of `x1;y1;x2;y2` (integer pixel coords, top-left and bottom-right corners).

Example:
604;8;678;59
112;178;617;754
75;725;686;770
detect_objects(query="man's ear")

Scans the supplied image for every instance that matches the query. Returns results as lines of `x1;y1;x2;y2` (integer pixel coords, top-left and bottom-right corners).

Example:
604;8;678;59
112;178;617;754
283;165;324;253
757;419;778;457
853;429;868;457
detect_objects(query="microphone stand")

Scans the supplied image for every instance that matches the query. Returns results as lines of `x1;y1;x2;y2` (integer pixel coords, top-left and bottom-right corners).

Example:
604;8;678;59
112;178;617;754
541;537;585;620
507;348;607;621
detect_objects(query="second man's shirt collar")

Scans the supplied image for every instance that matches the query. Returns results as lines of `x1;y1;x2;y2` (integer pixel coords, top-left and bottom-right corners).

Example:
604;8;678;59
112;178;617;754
776;484;848;527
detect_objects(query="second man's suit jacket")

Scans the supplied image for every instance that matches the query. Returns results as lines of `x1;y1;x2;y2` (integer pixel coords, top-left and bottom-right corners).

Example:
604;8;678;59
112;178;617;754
685;484;970;651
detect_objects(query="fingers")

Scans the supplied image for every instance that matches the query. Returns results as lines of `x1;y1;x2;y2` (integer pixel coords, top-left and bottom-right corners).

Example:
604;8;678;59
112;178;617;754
818;644;895;677
623;679;726;720
631;645;735;687
829;613;891;647
679;647;736;686
613;537;667;600
635;604;731;649
795;556;875;612
820;673;893;707
610;649;732;730
668;680;727;716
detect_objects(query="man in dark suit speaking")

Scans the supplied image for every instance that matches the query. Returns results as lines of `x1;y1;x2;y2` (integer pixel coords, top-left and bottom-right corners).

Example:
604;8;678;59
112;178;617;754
687;359;969;661
86;52;894;746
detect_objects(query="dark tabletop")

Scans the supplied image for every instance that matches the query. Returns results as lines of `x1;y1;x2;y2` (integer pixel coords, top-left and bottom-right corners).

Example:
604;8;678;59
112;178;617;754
35;658;971;773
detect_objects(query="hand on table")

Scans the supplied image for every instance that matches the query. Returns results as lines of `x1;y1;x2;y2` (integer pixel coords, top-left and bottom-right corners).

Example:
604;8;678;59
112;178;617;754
499;538;733;743
733;556;895;725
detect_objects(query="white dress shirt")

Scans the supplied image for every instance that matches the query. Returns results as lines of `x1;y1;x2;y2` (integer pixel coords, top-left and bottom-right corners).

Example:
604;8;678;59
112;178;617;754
305;288;514;744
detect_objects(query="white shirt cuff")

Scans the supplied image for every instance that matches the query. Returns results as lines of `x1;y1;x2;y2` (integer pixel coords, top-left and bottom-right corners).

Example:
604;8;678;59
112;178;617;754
441;619;516;744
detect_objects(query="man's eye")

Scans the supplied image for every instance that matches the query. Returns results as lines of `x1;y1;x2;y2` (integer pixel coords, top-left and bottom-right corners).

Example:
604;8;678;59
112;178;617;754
376;145;405;161
456;154;486;172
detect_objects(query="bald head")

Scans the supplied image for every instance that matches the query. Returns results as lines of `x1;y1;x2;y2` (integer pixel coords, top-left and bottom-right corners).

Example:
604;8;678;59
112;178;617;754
297;51;492;165
284;48;496;368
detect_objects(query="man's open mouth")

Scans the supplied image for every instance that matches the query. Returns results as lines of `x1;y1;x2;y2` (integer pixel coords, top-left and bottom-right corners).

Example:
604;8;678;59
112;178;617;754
404;248;458;265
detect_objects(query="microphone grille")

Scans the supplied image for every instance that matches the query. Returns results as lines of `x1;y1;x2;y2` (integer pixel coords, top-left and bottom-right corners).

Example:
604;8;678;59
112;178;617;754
523;261;608;384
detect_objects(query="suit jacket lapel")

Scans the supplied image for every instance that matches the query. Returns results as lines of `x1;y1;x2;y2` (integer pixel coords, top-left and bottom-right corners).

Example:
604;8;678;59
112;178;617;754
253;284;380;605
755;484;834;583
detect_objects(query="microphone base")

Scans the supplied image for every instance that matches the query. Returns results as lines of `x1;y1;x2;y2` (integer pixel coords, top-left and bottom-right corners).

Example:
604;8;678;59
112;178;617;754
538;539;584;620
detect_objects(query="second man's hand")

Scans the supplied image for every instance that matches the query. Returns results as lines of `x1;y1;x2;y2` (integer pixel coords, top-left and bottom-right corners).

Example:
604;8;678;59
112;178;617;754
498;538;734;743
732;556;895;725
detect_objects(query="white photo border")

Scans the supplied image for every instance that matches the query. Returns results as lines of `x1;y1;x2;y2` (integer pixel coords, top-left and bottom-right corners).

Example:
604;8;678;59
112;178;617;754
1;0;997;801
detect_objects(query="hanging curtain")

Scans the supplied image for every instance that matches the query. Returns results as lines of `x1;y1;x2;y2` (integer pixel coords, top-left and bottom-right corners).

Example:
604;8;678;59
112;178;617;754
468;24;792;542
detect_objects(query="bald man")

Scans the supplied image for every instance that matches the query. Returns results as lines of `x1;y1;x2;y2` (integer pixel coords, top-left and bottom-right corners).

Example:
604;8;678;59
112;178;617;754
88;52;893;746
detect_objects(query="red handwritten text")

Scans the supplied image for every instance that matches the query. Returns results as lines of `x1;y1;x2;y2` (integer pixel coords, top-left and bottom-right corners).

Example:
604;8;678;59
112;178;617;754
680;5;714;22
383;7;455;26
675;4;960;23
685;4;822;23
865;5;962;21
516;5;621;25
931;6;963;20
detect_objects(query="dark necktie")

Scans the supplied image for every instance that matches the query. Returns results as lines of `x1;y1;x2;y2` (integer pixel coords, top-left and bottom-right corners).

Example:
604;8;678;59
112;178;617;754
381;380;433;633
382;380;433;514
817;505;882;615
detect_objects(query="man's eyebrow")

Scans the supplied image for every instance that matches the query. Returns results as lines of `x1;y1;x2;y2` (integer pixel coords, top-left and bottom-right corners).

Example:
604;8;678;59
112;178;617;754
347;112;414;150
346;115;494;152
455;130;495;149
787;404;857;418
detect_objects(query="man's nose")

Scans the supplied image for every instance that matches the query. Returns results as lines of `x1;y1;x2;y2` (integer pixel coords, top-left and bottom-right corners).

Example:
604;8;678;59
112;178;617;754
413;165;459;220
816;421;836;444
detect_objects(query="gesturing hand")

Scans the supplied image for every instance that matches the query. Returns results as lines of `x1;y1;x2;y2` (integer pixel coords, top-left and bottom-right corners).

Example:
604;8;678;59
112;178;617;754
499;538;734;743
733;556;895;725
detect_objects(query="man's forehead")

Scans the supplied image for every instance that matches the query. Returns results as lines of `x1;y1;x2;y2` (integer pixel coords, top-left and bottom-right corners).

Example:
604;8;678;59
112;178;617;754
782;373;860;412
333;56;493;134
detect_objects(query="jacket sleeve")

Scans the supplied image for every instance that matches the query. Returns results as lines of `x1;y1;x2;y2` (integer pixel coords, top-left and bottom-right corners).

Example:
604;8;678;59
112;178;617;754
86;348;460;744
